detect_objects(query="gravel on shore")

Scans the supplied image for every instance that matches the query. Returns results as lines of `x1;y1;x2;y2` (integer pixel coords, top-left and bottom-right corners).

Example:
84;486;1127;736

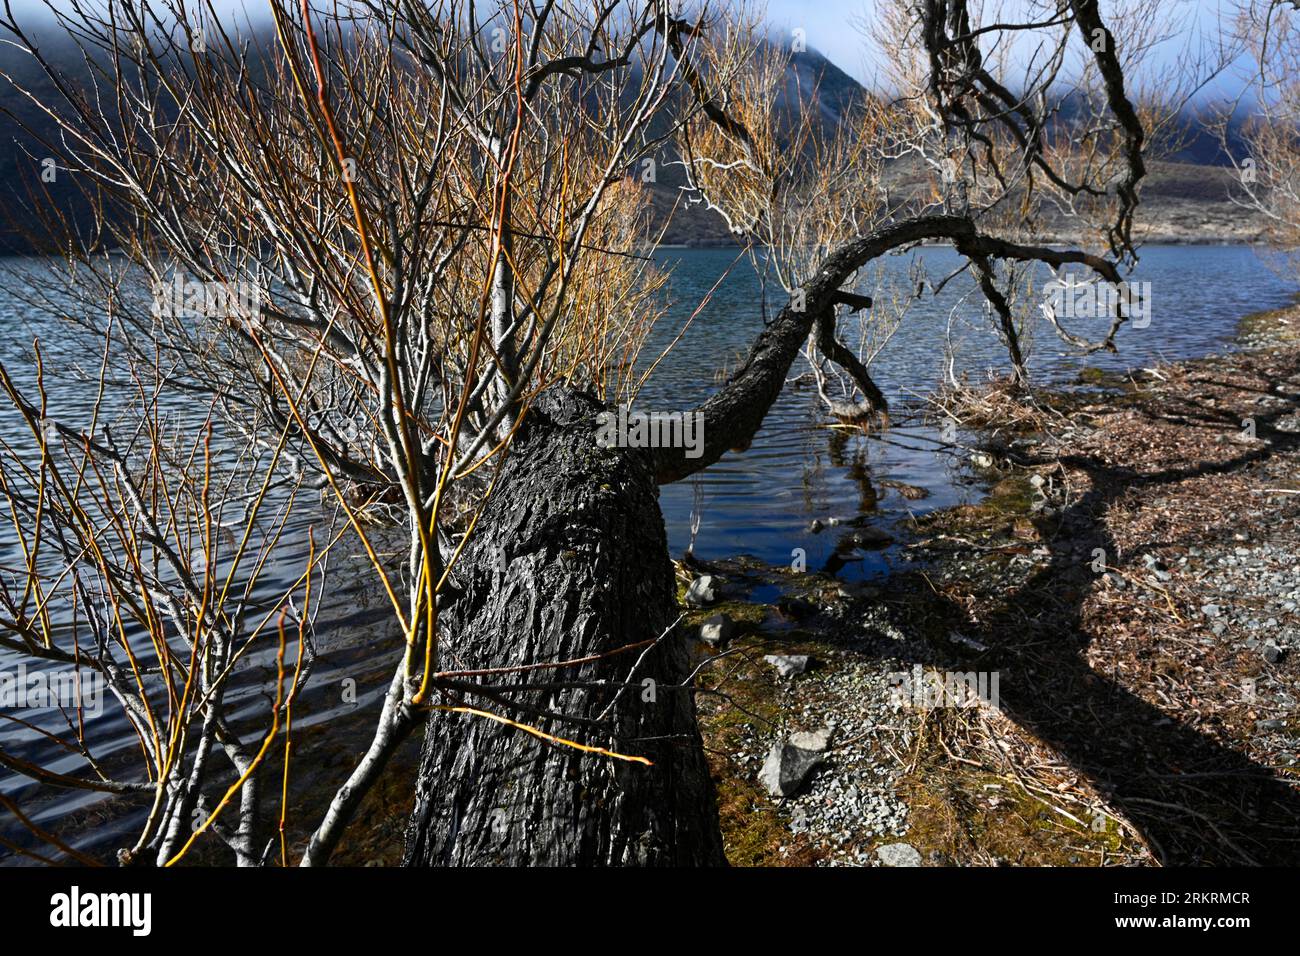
693;308;1300;866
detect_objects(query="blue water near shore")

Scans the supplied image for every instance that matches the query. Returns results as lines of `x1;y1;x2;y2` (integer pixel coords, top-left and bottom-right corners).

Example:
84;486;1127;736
1;246;1291;583
644;245;1298;577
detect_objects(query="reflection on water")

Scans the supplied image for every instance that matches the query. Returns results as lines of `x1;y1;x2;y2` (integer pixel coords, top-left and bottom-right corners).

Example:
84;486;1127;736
0;245;1295;861
645;245;1298;576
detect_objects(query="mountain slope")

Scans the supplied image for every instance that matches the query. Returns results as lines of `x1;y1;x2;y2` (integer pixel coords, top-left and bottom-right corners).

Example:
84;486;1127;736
0;33;1268;252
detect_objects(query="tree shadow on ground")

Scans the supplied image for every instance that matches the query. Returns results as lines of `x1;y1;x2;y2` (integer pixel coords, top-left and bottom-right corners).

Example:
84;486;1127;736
879;356;1300;864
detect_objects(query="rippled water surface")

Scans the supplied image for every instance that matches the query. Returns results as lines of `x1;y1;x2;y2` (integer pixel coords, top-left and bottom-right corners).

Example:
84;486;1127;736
646;245;1298;575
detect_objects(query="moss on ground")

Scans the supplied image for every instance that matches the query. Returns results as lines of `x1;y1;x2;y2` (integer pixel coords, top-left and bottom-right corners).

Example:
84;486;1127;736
899;764;1130;866
682;598;769;630
896;712;1135;866
1239;300;1300;345
686;589;834;866
986;475;1037;515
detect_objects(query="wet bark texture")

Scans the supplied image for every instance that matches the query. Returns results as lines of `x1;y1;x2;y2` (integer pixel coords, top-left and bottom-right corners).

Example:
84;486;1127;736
403;388;726;866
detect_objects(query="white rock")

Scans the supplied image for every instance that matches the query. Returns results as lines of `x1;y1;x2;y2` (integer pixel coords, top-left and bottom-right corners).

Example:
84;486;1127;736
949;633;988;652
876;843;923;867
685;575;717;607
758;739;823;797
763;654;811;678
788;727;831;752
698;612;733;646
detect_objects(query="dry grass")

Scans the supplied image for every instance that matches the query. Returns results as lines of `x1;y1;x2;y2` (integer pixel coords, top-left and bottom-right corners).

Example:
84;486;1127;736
900;340;1300;865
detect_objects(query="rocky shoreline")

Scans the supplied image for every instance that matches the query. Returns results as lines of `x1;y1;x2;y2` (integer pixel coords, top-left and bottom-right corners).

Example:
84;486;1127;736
686;302;1300;866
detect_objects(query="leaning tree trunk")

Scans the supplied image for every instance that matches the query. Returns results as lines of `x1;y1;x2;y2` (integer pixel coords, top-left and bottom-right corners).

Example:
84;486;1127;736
403;388;726;866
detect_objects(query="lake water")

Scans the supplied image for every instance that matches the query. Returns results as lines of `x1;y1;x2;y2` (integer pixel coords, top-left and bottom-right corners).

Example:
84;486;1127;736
0;244;1295;862
648;245;1298;575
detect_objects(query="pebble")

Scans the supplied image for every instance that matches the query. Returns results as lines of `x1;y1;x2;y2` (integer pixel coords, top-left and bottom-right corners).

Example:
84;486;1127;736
698;612;734;646
764;654;812;678
876;843;923;867
685;575;717;607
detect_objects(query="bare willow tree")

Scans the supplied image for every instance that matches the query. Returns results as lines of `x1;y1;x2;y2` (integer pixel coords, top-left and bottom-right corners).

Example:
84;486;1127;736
0;0;722;866
673;0;1221;419
0;337;330;867
0;0;1197;868
1227;0;1300;270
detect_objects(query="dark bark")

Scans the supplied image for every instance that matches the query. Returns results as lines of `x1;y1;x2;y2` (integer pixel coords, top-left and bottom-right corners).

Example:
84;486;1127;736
816;310;890;418
649;214;1126;484
1068;0;1146;259
956;242;1027;386
403;388;726;866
